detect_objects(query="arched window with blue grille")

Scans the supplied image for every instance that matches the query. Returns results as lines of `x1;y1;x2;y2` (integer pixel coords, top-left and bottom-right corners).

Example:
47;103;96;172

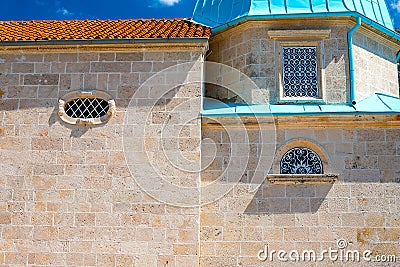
280;147;323;174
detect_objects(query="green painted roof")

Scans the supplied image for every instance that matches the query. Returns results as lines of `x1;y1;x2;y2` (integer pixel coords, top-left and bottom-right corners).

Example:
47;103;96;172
193;0;396;33
202;93;400;117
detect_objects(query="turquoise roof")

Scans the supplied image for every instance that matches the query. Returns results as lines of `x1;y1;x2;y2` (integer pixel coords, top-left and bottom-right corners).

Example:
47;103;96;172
202;93;400;116
193;0;396;32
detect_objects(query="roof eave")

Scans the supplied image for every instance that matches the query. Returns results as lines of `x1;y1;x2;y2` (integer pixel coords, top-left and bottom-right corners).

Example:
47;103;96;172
211;12;400;42
201;111;400;117
0;37;210;47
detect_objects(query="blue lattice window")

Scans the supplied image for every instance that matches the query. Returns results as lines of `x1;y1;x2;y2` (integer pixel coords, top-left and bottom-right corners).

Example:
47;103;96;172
280;147;323;174
282;47;319;98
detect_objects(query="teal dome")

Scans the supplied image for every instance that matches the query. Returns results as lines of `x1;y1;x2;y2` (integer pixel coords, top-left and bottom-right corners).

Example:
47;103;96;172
192;0;395;31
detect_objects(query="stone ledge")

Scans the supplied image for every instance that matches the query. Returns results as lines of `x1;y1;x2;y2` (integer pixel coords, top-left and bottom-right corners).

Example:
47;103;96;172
266;174;338;184
0;40;209;52
201;115;400;130
268;29;331;40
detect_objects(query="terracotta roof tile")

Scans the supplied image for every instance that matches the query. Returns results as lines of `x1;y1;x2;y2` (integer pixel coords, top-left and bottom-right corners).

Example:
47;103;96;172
0;19;211;42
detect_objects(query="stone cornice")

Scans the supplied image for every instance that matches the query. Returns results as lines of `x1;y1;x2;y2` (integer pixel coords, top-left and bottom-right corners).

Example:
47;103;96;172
202;114;400;130
0;38;209;53
268;29;331;40
209;18;400;49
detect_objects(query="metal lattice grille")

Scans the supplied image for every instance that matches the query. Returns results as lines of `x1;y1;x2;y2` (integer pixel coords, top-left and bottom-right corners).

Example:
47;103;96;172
282;47;318;98
64;97;110;119
280;147;323;174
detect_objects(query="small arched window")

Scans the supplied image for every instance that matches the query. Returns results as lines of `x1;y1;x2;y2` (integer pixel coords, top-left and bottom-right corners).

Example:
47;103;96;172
58;90;116;126
280;147;323;174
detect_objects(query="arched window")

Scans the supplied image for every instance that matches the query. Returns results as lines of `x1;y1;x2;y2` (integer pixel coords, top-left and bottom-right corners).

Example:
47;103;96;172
280;147;323;174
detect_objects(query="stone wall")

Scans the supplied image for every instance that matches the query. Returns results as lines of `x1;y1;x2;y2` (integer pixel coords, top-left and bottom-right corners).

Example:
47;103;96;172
353;30;399;101
200;119;400;266
0;23;400;267
206;20;351;104
0;45;205;266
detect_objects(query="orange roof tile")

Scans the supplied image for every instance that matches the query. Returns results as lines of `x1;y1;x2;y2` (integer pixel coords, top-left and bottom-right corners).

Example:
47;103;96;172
0;19;211;42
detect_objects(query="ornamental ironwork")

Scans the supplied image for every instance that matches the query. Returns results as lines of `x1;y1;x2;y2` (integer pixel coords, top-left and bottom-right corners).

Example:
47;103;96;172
282;47;318;98
58;90;116;126
280;147;323;174
65;97;109;119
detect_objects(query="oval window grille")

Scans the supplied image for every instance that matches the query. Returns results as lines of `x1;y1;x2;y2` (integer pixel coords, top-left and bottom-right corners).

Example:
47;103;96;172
280;147;323;174
65;98;109;119
58;90;116;125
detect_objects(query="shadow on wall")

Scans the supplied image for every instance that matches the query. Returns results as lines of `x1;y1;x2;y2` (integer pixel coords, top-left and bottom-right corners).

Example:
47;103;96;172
0;60;199;138
243;181;333;214
47;107;91;138
353;32;397;63
398;63;400;92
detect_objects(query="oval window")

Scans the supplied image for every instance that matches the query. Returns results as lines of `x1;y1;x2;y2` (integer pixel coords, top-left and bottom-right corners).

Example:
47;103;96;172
58;90;116;125
65;97;110;119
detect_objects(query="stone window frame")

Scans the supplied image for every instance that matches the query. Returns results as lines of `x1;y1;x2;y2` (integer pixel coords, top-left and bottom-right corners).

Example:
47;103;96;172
268;29;331;104
58;90;116;126
267;138;338;184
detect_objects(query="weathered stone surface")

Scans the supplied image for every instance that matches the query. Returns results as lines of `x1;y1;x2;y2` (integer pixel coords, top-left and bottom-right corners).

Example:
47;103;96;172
200;123;400;265
1;19;400;267
1;47;203;267
90;62;131;73
208;21;398;105
23;74;59;85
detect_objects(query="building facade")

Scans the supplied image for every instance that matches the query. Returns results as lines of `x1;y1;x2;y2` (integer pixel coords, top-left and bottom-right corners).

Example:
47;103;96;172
0;0;400;266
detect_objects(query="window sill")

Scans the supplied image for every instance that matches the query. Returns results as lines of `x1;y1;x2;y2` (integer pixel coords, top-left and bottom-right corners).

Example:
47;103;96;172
266;174;338;184
277;99;325;105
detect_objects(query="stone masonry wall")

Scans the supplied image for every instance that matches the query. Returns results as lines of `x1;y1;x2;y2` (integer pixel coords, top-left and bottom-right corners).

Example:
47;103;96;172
200;122;400;266
206;21;350;104
353;31;399;101
0;46;205;266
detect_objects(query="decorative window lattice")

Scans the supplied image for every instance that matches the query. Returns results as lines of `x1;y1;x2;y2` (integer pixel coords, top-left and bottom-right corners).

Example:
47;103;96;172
280;147;323;174
282;47;318;98
64;97;110;119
